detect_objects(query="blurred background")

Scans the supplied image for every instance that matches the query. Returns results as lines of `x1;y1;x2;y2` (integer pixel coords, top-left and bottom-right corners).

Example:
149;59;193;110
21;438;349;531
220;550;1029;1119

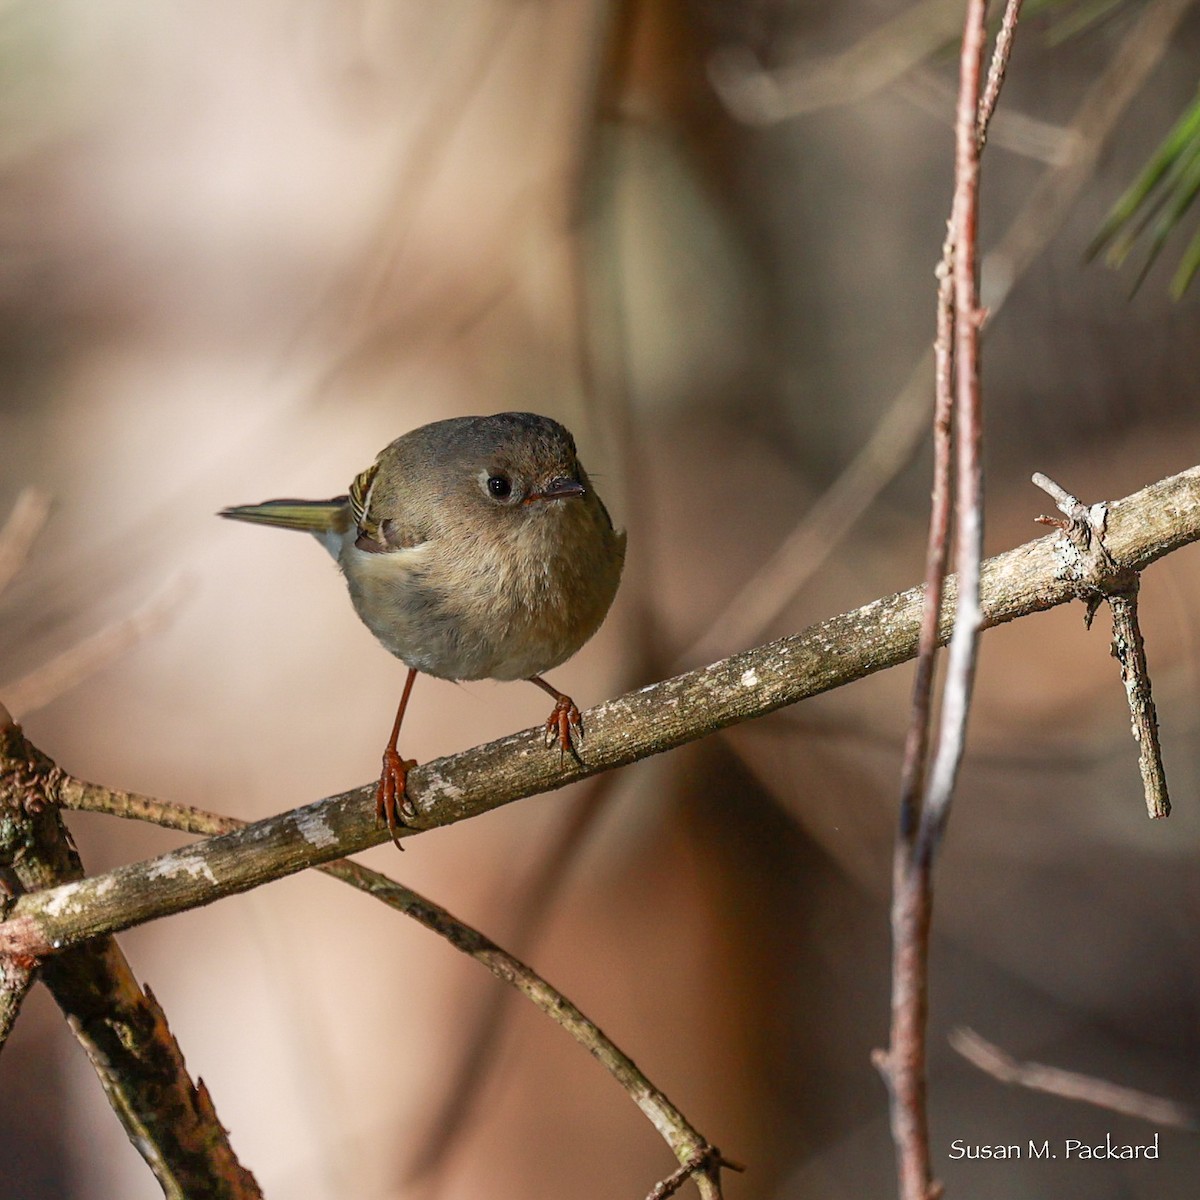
2;1;1200;1197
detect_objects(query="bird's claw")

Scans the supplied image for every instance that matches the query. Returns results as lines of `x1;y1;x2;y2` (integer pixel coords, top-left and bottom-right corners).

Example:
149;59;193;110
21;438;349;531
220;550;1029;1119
543;694;584;765
375;747;418;850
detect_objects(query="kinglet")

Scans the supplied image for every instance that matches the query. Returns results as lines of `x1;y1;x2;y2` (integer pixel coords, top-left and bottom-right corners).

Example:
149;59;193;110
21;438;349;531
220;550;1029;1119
220;412;626;842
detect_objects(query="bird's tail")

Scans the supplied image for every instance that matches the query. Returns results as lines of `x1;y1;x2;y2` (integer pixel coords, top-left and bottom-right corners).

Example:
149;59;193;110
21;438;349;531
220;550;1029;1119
218;497;352;536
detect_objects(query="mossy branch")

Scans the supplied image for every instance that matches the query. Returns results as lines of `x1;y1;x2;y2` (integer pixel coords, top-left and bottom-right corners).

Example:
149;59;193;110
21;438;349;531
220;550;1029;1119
0;723;260;1197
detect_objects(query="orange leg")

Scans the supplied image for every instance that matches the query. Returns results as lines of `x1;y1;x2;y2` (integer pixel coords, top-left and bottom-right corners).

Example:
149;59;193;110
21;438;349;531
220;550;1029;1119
528;675;583;764
376;666;419;850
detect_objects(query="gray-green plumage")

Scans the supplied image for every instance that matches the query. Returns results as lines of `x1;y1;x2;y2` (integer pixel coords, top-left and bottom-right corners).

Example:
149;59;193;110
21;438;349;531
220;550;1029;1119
220;413;626;682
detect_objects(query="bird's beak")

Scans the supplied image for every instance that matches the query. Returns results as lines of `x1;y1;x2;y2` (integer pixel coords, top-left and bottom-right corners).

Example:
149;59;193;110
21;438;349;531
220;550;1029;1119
525;477;586;503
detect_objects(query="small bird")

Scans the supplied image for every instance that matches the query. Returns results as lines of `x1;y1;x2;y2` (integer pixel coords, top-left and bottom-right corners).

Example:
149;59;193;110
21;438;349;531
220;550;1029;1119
220;412;626;844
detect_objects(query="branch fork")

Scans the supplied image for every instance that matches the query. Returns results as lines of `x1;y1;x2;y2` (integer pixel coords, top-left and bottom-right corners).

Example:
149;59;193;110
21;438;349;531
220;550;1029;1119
1033;472;1169;818
1033;471;1127;609
646;1145;744;1200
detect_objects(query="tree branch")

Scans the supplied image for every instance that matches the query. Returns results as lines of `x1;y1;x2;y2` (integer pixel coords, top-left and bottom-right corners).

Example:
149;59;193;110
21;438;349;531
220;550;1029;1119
877;5;992;1197
1;466;1198;961
1033;471;1171;818
0;716;260;1197
0;702;30;1051
0;950;33;1052
42;778;734;1198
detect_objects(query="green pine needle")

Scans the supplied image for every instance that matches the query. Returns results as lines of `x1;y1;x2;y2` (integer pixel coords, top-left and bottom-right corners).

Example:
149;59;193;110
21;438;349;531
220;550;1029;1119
1090;88;1200;297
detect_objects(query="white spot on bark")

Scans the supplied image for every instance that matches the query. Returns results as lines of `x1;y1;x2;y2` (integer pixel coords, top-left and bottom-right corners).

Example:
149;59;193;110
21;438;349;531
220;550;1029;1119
44;884;82;917
741;668;759;687
295;810;338;849
422;768;464;803
147;852;217;886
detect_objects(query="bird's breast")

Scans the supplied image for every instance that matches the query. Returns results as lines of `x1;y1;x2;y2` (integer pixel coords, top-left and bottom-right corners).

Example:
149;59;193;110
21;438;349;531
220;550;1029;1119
337;507;622;682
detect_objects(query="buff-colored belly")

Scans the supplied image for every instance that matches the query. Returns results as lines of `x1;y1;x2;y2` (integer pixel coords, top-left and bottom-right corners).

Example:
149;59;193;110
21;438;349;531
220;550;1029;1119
339;532;620;681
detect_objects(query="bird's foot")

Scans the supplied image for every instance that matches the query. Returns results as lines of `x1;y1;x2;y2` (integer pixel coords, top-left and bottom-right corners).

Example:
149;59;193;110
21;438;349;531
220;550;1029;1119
543;694;584;765
375;747;418;850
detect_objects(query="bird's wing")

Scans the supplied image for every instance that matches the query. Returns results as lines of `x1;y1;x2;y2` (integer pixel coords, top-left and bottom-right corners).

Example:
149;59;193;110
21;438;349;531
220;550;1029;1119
349;460;378;537
349;459;427;553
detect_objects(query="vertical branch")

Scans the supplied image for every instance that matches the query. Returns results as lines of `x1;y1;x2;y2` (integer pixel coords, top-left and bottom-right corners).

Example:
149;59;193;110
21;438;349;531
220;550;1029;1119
898;245;956;841
880;205;958;1200
1;700;38;1054
878;3;1009;1199
976;1;1024;147
0;951;34;1052
0;717;261;1198
1107;587;1170;819
920;0;987;845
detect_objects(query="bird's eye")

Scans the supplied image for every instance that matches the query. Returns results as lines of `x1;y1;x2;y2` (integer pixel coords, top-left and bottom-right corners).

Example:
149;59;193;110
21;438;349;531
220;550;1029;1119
486;473;513;500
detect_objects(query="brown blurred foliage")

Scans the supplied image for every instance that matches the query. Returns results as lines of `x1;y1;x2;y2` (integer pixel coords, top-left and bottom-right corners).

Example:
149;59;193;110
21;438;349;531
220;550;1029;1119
2;2;1200;1197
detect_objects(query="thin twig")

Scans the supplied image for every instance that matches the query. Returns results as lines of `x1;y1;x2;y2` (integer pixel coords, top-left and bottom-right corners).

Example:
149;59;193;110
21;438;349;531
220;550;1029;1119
880;4;993;1198
919;0;987;853
402;772;619;1184
2;463;1198;960
1108;589;1170;818
951;1028;1196;1129
976;0;1024;148
878;189;956;1200
46;770;731;1197
335;869;734;1197
1032;471;1087;519
901;236;957;833
1031;470;1117;579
